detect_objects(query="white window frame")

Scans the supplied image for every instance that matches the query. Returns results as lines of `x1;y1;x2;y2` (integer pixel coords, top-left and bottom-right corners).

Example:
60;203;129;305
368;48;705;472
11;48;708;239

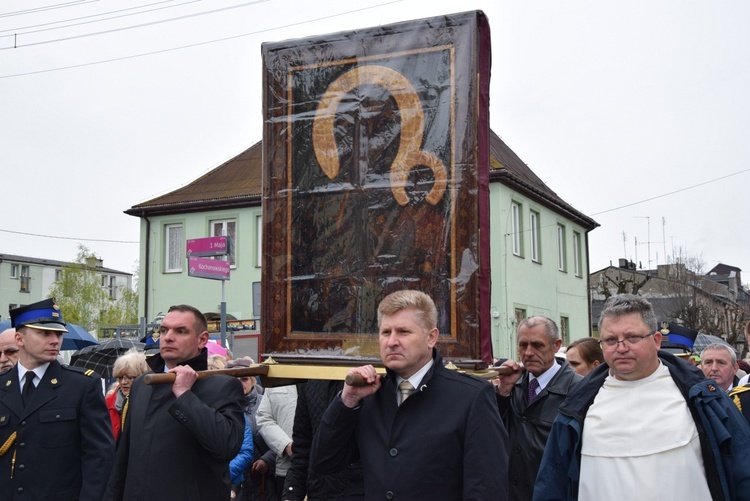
573;231;582;277
211;219;237;268
20;265;30;292
530;210;540;263
557;224;567;272
10;264;18;279
165;223;183;273
511;202;523;257
102;275;117;299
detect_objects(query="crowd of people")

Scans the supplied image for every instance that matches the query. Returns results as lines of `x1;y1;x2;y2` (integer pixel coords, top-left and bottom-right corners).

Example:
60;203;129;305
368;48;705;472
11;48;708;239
0;293;749;500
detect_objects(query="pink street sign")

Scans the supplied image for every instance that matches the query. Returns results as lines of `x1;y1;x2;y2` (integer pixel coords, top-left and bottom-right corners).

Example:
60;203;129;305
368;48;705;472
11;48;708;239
186;236;229;258
188;257;230;280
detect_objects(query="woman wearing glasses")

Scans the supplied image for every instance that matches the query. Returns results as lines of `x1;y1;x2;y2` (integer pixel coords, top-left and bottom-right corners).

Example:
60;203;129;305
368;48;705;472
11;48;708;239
106;349;149;443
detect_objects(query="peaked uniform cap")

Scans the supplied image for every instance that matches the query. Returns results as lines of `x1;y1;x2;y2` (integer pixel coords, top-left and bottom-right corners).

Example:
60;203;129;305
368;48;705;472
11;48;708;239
10;298;68;332
659;322;698;356
664;323;699;349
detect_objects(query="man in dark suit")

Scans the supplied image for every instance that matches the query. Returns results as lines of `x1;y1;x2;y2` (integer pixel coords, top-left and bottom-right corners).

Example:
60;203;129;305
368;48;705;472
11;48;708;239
0;298;115;500
310;290;509;500
105;304;245;501
494;316;582;500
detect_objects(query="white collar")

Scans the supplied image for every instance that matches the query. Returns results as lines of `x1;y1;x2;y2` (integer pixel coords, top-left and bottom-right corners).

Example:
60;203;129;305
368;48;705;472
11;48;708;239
17;361;51;384
397;358;434;391
530;359;562;390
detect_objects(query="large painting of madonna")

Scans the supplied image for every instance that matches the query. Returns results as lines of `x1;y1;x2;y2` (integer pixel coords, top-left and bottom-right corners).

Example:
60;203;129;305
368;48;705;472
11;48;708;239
261;10;492;362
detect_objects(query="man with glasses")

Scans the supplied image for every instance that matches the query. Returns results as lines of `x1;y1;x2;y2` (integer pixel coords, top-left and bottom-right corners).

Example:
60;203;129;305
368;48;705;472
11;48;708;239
0;328;20;370
534;294;750;501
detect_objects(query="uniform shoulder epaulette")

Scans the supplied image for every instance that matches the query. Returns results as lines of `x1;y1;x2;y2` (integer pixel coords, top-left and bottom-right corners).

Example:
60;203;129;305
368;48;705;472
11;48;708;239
729;384;750;397
62;365;97;377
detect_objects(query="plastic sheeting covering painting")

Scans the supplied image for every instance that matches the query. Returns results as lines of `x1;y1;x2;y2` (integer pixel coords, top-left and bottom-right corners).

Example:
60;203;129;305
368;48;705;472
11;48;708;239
261;10;493;362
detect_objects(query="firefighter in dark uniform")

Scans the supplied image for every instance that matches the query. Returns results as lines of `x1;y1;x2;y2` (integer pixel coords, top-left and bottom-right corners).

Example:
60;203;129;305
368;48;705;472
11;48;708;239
0;299;114;500
729;384;750;426
659;322;699;360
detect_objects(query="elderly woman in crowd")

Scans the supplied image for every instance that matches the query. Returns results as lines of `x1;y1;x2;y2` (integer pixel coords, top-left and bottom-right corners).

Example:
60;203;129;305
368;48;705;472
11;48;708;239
106;348;149;443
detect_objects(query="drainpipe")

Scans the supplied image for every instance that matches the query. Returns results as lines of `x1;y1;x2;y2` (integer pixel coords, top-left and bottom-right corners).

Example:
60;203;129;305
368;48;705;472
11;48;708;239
144;216;151;323
585;231;593;336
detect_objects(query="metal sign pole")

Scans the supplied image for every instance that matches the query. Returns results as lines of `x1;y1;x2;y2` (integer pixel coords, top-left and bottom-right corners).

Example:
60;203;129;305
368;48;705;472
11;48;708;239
220;278;227;348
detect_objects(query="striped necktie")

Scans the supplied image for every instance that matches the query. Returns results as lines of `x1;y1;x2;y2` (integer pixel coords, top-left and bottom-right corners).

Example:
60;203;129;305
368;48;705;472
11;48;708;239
399;381;415;405
528;377;540;405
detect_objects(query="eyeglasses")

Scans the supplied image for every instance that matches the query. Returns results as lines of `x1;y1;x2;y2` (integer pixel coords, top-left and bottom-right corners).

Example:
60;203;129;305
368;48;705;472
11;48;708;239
599;333;655;349
0;349;19;357
117;375;136;382
239;377;251;382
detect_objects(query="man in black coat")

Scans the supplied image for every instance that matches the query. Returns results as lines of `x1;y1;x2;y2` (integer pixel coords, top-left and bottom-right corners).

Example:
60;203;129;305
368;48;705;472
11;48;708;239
105;304;245;501
310;290;509;500
494;316;582;500
0;299;115;500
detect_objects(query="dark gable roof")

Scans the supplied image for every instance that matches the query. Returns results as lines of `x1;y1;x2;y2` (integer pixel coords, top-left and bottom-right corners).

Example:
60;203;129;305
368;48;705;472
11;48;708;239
127;131;598;231
709;263;742;274
125;141;263;217
489;130;598;230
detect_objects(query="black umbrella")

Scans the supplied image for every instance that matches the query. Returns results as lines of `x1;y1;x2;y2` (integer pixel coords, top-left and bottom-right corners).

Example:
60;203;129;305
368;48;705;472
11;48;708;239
70;338;145;379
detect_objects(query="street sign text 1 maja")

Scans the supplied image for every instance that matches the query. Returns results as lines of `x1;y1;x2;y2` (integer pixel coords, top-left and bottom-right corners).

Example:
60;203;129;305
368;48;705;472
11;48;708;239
186;236;229;258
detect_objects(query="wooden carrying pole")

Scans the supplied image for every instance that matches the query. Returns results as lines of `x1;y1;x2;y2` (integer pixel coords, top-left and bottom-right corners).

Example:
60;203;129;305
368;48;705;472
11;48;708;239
143;364;513;387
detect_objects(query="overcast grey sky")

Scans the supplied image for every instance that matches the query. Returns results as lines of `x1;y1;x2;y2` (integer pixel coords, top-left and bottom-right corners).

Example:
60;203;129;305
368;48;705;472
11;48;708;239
2;0;748;281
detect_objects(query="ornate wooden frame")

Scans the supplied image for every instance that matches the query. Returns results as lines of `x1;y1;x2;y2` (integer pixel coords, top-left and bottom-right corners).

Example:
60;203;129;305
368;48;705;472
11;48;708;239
261;11;492;362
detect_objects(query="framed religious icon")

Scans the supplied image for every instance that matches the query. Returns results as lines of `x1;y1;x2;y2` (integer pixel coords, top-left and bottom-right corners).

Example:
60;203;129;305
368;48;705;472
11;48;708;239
261;10;493;363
